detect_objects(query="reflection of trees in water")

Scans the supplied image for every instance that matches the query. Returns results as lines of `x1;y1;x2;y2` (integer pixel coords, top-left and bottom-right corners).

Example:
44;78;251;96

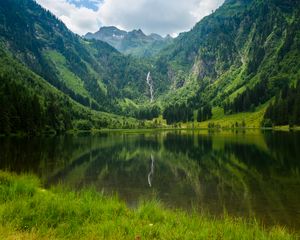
163;132;213;159
162;132;300;230
42;135;163;191
0;133;160;181
0;136;84;176
1;132;299;230
264;131;300;169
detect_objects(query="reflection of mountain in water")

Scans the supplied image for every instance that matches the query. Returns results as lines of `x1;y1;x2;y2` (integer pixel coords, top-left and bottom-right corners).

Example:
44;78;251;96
0;131;300;231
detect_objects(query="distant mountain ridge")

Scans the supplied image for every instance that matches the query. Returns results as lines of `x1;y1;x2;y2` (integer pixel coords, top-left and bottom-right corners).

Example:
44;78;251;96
1;0;300;135
85;26;173;57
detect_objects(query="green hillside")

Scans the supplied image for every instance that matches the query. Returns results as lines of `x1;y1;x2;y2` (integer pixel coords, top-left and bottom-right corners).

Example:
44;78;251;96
0;0;168;114
154;0;300;127
0;45;146;134
1;0;300;134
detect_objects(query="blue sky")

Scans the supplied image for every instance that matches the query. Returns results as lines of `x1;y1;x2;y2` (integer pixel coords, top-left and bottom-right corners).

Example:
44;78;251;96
67;0;101;11
36;0;224;36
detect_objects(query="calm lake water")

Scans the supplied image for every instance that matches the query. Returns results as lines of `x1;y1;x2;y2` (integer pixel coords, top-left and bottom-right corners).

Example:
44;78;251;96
1;130;300;231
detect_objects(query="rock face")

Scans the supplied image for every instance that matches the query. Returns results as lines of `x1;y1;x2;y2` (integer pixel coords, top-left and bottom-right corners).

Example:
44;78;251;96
156;0;300;109
85;26;127;50
84;26;173;57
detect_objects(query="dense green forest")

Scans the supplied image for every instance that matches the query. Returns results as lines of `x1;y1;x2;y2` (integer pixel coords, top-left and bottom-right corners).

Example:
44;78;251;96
264;81;300;127
0;0;168;112
0;47;146;134
0;0;300;134
155;0;300;126
0;49;71;134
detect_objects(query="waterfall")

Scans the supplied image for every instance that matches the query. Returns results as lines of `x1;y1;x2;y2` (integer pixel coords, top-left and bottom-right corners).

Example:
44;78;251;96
146;72;154;103
147;154;155;187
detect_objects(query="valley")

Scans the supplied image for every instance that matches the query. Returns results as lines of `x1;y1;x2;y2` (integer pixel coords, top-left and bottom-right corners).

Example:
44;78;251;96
1;0;300;135
0;0;300;238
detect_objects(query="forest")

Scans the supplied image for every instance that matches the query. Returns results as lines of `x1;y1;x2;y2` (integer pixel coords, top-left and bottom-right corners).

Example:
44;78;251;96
0;0;300;135
264;81;300;127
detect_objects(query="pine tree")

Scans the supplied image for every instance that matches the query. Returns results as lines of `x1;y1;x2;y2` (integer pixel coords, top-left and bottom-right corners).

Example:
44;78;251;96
197;108;202;122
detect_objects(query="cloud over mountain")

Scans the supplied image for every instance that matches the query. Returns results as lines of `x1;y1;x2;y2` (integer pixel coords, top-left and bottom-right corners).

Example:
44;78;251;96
36;0;224;36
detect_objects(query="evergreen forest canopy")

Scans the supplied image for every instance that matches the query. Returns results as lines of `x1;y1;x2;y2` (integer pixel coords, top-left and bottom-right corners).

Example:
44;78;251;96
0;0;300;134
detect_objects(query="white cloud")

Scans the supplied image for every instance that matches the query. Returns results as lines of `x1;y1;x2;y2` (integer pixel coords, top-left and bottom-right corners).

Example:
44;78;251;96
99;0;225;36
191;0;225;20
36;0;224;36
36;0;102;35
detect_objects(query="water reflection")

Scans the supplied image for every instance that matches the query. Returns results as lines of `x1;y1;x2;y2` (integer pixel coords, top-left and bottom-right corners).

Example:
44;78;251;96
148;154;155;188
0;130;299;231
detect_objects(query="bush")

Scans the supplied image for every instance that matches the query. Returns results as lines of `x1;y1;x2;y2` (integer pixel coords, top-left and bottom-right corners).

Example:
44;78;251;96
262;119;273;128
75;120;93;131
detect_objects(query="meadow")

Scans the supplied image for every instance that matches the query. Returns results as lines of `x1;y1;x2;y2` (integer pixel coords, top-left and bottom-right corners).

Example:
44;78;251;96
0;171;297;240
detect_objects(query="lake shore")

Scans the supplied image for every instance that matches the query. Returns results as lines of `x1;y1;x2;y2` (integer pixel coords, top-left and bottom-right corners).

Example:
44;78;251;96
66;126;300;136
2;124;300;138
0;171;297;240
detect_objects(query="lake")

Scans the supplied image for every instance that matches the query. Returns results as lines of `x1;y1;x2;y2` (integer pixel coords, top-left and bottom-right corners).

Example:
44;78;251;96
0;130;299;232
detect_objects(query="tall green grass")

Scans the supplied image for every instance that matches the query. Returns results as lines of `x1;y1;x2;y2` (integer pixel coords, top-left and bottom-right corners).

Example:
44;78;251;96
0;171;297;240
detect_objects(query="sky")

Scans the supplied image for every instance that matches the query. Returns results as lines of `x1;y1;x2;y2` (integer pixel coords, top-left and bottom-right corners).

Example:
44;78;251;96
35;0;225;36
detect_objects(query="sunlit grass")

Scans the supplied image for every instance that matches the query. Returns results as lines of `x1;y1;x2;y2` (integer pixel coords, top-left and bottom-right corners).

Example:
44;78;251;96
0;171;297;240
194;104;267;129
44;50;91;99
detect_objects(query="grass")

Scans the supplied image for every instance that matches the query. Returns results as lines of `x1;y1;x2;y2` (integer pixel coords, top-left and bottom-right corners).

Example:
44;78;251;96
192;104;267;129
44;50;91;98
272;125;300;131
0;171;298;240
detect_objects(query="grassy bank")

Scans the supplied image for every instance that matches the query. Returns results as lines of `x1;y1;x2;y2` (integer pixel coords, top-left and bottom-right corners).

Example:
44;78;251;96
194;106;266;129
0;171;297;240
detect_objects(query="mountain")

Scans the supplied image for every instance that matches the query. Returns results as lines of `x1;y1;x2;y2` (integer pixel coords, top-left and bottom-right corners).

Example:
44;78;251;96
85;26;127;50
0;0;168;134
1;0;300;135
0;41;143;134
85;26;173;57
155;0;300;126
0;0;172;109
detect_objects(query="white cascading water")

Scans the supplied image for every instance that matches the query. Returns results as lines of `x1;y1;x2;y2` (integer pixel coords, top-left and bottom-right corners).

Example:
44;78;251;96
146;72;154;103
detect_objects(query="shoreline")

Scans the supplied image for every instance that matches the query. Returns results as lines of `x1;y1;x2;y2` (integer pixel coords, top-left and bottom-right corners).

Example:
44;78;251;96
0;171;298;240
1;125;300;138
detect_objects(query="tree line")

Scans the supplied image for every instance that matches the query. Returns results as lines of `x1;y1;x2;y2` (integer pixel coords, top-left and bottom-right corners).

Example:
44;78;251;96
264;81;300;126
163;103;194;125
134;105;160;120
224;79;269;114
163;102;212;125
197;105;212;122
0;80;72;135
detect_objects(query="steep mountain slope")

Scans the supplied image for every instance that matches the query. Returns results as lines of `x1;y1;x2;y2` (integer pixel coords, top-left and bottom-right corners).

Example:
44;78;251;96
0;44;143;134
156;0;300;125
0;0;168;116
1;0;300;132
85;26;173;57
0;0;170;134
